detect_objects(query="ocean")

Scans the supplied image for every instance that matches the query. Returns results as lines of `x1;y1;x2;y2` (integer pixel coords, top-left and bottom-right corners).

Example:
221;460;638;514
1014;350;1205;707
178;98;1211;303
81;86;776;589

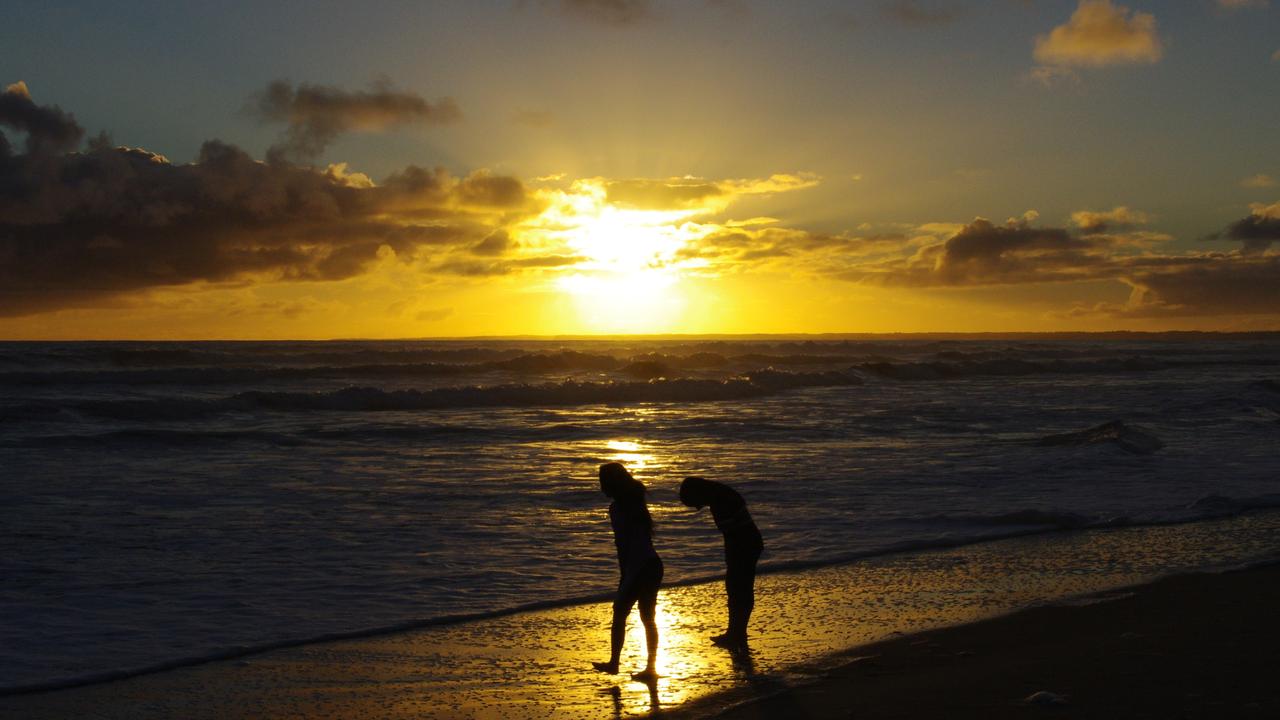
3;335;1279;695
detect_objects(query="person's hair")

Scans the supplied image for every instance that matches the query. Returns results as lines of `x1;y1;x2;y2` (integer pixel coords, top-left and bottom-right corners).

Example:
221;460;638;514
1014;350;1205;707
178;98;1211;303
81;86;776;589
679;476;713;508
599;462;653;536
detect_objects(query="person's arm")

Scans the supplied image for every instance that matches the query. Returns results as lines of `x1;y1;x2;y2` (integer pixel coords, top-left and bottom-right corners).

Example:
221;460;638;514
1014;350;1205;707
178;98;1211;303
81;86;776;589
608;505;623;567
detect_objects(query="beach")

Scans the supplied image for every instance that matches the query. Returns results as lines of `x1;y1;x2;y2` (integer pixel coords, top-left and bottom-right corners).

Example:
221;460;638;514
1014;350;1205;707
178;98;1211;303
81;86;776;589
4;511;1278;719
686;563;1280;720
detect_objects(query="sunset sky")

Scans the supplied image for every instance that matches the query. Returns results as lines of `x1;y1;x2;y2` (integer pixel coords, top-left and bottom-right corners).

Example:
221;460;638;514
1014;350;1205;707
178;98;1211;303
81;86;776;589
2;0;1278;338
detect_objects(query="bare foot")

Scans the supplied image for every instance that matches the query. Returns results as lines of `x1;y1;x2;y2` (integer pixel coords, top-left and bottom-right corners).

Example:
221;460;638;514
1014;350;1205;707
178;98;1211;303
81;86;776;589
631;667;659;682
592;661;619;674
711;633;748;650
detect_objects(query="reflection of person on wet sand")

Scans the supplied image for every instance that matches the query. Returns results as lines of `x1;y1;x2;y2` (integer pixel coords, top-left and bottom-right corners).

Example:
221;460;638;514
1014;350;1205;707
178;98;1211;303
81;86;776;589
680;476;763;650
592;462;664;680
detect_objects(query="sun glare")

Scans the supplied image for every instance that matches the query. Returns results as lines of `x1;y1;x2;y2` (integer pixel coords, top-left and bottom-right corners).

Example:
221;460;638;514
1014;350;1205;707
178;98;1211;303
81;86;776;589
521;179;715;333
564;206;693;270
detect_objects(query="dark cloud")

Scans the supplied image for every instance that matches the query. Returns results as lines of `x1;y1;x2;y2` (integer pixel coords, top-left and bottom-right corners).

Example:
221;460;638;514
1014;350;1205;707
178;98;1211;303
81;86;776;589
814;209;1280;318
456;171;528;208
434;254;584;277
253;80;461;162
1124;256;1280;316
1219;204;1280;255
0;81;84;155
863;217;1103;286
675;227;907;268
0;87;533;316
471;230;515;257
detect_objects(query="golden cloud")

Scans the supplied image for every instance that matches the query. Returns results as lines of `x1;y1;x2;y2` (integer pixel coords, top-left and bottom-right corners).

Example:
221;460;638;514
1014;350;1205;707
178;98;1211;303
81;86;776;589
1034;0;1163;68
601;173;820;212
1070;206;1152;233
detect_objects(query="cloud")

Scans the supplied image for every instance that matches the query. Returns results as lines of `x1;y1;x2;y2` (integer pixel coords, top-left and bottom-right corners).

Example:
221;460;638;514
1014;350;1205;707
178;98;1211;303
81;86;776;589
767;207;1280;319
880;1;967;27
601;173;820;211
433;254;585;277
1033;1;1163;68
471;229;515;256
1216;0;1268;8
860;216;1112;286
539;177;1280;321
1071;206;1151;233
0;84;537;317
1240;173;1276;188
0;81;85;154
671;212;1173;294
674;226;913;274
678;204;1280;319
722;173;823;196
604;178;723;210
1124;256;1280;316
1217;201;1280;254
253;80;461;162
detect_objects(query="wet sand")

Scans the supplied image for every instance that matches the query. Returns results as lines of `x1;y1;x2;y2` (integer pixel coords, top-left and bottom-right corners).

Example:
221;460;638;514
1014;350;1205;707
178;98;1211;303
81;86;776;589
3;512;1278;719
681;563;1280;720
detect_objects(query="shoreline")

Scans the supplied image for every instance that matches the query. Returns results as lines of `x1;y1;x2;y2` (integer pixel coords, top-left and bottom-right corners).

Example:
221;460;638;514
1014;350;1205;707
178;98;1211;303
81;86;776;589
3;512;1278;718
677;561;1280;719
4;512;1276;699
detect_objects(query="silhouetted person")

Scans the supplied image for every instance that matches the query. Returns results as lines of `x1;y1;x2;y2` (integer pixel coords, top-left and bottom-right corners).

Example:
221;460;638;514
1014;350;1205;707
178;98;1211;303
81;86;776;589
593;462;663;679
680;476;763;649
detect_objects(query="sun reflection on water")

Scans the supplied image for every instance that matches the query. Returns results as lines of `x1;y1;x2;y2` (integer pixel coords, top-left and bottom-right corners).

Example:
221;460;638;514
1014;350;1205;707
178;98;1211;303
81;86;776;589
604;439;657;474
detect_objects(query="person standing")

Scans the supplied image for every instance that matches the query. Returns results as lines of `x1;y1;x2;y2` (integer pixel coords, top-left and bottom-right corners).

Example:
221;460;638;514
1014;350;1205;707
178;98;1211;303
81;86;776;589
593;463;663;679
679;476;763;649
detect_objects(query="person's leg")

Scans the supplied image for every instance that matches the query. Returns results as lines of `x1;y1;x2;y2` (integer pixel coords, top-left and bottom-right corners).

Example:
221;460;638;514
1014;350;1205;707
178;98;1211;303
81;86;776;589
594;573;641;673
634;560;663;677
609;598;633;664
723;560;742;636
731;546;760;640
721;544;759;643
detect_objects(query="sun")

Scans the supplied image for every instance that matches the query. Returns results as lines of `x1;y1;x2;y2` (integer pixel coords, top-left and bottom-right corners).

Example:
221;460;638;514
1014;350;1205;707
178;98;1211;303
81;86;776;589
563;205;693;270
523;179;713;333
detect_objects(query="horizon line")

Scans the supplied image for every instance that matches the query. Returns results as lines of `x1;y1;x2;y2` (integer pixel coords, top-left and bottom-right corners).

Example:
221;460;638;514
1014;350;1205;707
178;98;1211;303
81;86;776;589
4;330;1280;343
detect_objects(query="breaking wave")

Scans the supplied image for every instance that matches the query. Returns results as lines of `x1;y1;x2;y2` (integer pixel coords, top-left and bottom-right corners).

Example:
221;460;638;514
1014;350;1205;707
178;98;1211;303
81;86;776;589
1036;420;1165;455
5;369;863;422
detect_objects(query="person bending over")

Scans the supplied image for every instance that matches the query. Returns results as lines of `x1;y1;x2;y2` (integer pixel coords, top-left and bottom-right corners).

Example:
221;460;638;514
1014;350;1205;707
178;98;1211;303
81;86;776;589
593;462;663;679
680;476;763;649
